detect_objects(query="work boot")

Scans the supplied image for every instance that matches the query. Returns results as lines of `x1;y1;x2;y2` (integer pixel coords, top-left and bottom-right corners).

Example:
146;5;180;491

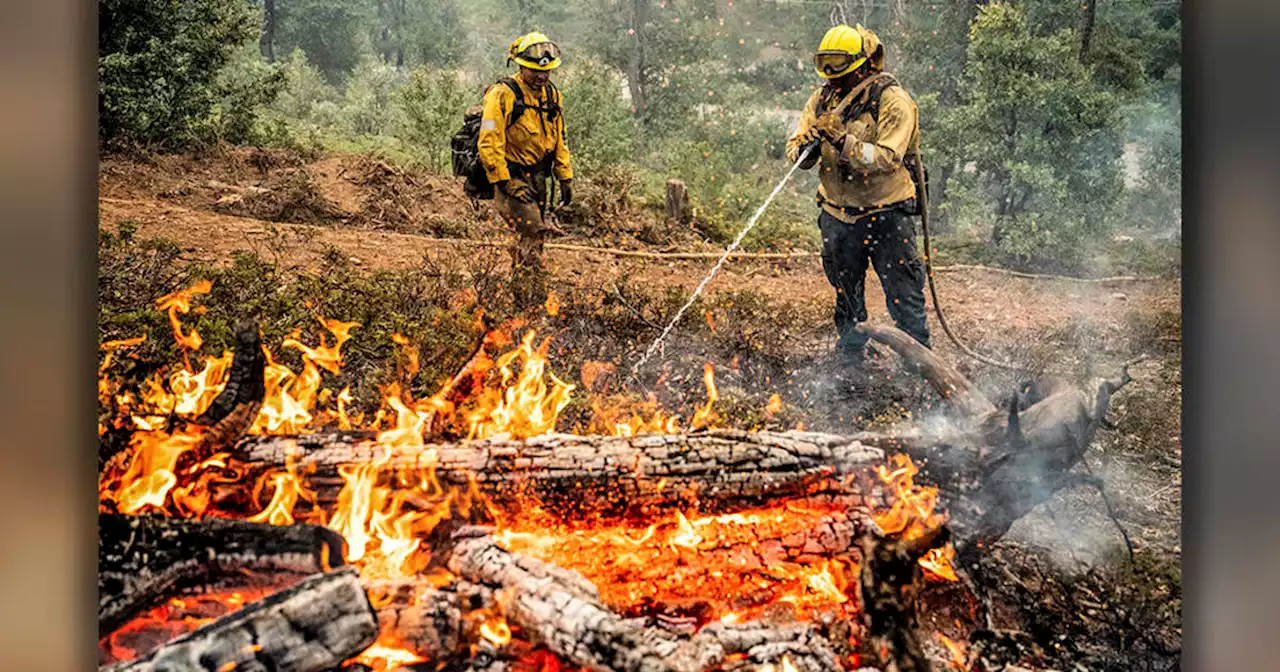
838;344;891;375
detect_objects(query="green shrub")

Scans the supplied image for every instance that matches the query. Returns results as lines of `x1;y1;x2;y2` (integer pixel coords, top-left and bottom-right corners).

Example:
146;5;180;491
399;68;472;173
99;0;257;149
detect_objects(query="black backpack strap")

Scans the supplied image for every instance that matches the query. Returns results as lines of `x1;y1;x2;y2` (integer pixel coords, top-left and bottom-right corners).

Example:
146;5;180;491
840;73;900;125
499;77;528;124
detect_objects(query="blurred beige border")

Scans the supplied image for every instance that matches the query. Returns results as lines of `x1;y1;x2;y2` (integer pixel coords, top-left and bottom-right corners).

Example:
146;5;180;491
0;1;96;671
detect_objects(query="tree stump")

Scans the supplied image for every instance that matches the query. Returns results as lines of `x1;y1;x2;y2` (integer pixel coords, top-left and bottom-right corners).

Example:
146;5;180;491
666;179;690;224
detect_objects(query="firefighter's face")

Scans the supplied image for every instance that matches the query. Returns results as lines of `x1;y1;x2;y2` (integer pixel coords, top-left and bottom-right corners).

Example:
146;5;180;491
521;67;551;87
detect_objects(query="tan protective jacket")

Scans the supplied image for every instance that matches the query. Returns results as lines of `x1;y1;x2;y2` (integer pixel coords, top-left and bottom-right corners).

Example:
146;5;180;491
786;31;919;223
478;76;574;184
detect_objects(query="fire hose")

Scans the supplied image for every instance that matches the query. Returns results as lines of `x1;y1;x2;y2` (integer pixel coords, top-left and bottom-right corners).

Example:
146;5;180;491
909;155;1025;372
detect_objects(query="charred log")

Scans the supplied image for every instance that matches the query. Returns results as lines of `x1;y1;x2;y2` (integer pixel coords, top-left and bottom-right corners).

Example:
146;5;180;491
852;323;1136;558
857;525;951;672
236;430;887;516
98;513;347;634
196;318;266;426
448;532;848;672
105;566;378;672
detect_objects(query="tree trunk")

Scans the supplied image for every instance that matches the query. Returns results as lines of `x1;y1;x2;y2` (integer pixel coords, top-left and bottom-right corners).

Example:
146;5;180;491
627;0;650;127
852;323;1136;561
104;567;378;672
260;0;276;63
234;430;887;517
1080;0;1098;63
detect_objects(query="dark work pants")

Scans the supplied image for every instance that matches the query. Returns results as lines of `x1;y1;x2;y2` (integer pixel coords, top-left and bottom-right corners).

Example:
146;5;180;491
818;207;931;357
494;167;551;311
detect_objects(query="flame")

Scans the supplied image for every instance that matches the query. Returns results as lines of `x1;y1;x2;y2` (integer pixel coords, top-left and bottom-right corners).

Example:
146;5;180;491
545;290;561;316
100;429;203;514
101;288;912;666
251;318;360;435
247;455;314;527
468;331;574;440
921;544;958;582
668;510;704;552
806;559;849;604
874;454;945;540
765;393;782;416
690;362;720;430
169;351;232;416
936;633;970;671
479;612;513;647
155;280;213;352
354;635;426;671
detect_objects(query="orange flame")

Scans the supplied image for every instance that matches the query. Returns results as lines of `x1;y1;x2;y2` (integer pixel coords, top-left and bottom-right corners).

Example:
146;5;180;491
921;544;959;582
690;362;720;430
353;635;426;671
479;612;513;647
156;280;213;352
765;393;782;416
936;633;970;671
874;454;945;540
468;331;574;440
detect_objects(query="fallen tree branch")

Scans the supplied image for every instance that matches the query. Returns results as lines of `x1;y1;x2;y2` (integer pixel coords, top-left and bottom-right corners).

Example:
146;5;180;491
930;264;1159;283
105;566;377;672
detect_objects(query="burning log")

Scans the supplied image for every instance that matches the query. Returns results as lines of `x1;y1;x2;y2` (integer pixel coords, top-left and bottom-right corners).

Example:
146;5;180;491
195;318;267;427
448;530;849;672
98;513;347;634
105;566;379;672
852;323;1137;560
236;430;887;516
856;525;951;672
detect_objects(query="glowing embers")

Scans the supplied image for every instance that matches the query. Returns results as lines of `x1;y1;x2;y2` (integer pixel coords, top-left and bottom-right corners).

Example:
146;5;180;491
496;502;861;624
353;634;426;671
99;589;275;666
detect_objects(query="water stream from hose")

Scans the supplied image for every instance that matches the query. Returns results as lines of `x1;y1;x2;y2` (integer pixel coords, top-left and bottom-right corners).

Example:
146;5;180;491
630;145;814;378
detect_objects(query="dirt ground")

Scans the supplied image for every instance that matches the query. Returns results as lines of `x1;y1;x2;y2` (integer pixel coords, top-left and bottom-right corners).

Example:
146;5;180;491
99;148;1183;665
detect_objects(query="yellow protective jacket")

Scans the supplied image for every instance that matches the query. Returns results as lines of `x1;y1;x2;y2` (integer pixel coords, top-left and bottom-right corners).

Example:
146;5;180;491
478;76;573;184
786;29;918;223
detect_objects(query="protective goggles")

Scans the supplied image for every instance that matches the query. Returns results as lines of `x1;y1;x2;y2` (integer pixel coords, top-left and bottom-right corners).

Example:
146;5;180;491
813;50;863;76
517;42;561;67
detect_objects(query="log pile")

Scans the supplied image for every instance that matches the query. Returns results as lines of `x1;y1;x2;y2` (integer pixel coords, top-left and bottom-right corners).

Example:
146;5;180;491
98;320;1136;672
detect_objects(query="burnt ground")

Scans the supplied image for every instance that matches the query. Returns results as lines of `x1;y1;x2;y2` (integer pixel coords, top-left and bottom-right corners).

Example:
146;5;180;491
98;147;1182;670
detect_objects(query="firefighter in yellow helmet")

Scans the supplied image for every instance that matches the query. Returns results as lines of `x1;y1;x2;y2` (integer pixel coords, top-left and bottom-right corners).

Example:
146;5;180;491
786;24;930;370
478;32;574;309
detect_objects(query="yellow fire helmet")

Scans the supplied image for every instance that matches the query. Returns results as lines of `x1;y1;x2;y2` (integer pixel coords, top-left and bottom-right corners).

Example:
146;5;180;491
508;32;562;71
814;24;868;79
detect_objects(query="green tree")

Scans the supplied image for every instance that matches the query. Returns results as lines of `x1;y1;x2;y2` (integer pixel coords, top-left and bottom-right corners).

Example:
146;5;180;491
941;3;1125;270
576;0;718;136
274;0;374;83
99;0;257;149
557;59;637;174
